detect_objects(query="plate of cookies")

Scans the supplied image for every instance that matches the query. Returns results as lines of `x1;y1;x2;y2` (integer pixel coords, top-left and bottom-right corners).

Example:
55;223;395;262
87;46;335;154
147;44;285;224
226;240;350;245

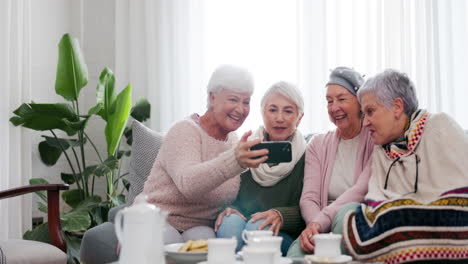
164;239;208;263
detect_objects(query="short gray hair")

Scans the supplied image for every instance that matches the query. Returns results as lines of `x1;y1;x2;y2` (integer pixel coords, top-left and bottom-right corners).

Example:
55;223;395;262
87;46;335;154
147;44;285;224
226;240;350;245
261;81;304;116
357;69;418;116
206;64;254;108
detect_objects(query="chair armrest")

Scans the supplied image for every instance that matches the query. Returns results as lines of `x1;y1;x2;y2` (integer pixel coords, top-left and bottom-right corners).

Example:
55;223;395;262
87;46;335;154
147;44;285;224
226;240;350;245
108;204;127;223
0;184;69;252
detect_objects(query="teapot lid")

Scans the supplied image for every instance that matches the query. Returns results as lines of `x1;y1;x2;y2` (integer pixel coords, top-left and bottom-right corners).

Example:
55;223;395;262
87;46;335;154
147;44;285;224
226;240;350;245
126;195;158;214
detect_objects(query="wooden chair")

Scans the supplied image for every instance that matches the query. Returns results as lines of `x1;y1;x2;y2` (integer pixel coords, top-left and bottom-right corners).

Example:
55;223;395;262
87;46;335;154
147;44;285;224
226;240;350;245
0;184;69;264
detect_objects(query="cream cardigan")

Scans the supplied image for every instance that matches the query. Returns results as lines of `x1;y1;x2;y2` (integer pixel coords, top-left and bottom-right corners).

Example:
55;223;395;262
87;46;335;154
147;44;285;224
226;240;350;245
366;112;468;204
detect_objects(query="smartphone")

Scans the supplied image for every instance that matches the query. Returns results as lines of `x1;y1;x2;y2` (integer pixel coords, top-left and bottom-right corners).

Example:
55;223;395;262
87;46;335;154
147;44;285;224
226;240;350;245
250;141;292;163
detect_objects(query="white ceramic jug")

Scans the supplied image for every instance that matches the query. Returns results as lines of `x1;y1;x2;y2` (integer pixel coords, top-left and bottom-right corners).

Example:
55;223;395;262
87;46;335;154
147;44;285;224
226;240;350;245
115;195;168;264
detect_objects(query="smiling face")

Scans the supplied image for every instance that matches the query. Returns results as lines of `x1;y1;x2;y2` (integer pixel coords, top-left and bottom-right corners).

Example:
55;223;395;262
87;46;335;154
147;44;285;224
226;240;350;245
361;93;407;145
262;92;303;141
326;84;362;138
210;89;251;134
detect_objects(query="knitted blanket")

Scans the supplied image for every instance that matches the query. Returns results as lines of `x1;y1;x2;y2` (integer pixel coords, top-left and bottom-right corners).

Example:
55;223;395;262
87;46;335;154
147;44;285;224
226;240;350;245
343;187;468;264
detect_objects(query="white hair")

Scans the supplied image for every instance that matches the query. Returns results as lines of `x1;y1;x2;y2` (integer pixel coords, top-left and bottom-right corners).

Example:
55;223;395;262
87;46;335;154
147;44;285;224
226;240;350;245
261;81;304;116
206;64;254;108
357;69;418;116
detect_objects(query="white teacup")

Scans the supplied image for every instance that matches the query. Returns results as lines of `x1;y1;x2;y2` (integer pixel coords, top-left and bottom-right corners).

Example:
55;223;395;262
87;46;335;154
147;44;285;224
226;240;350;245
314;233;342;258
242;246;276;264
241;230;273;244
246;236;282;264
207;238;236;264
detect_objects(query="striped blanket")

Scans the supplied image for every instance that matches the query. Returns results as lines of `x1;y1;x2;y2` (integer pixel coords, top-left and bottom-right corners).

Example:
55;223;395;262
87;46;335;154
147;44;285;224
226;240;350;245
343;187;468;264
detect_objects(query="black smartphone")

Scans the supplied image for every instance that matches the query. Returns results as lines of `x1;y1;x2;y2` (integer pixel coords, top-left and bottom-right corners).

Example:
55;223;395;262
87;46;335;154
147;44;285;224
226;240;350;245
250;141;292;163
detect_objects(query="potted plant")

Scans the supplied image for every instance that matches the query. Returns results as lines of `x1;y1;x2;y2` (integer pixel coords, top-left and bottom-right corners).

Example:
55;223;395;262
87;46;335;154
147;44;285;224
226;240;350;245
10;33;150;263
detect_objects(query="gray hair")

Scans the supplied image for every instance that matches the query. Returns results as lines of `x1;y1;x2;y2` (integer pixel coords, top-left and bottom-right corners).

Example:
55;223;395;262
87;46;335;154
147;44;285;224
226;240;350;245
261;81;304;116
357;69;418;116
206;64;254;108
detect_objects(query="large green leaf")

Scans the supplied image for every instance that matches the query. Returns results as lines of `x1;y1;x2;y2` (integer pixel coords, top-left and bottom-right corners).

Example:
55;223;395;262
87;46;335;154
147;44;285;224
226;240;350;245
55;33;88;101
62;189;85;208
60;210;91;232
94;156;119;176
10;103;80;136
105;85;132;156
131;97;151;122
43;136;83;149
23;223;52;244
95;67;116;121
39;141;63;166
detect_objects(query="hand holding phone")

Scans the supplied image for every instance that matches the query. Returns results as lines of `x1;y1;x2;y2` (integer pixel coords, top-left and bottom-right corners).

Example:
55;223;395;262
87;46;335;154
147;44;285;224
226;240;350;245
250;141;292;163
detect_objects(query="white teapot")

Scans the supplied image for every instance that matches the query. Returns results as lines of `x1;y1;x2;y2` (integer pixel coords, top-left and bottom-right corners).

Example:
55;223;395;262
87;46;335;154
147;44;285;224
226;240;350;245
115;195;168;264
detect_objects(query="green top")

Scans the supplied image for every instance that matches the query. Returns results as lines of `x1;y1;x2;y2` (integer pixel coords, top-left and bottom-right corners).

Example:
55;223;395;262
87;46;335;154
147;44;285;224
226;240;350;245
231;154;306;238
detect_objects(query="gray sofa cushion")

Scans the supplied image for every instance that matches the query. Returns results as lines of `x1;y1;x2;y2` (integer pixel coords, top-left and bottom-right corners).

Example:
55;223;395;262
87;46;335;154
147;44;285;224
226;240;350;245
0;239;67;264
126;120;164;205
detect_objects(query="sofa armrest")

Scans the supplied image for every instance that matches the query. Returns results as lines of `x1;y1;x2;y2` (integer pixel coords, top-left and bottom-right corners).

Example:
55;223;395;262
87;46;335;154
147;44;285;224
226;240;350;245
0;184;69;252
108;204;127;223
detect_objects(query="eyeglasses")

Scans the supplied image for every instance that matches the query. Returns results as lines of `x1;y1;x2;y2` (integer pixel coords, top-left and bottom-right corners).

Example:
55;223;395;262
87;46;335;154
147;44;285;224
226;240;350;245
384;153;420;194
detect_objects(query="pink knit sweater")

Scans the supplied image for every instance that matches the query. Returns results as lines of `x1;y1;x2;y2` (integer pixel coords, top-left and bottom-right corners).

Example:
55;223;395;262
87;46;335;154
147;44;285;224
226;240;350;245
141;114;245;231
300;127;374;232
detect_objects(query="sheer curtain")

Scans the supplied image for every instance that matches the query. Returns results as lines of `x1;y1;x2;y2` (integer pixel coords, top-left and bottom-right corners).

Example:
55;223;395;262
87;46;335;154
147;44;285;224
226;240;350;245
115;0;468;134
0;0;32;239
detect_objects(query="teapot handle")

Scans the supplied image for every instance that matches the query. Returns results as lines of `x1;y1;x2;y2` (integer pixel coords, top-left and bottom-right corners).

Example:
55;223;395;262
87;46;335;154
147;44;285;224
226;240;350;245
114;210;124;245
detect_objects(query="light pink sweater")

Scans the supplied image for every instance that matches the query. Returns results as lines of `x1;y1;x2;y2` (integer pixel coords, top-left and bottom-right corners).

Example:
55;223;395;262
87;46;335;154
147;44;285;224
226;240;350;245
300;127;374;232
141;114;245;231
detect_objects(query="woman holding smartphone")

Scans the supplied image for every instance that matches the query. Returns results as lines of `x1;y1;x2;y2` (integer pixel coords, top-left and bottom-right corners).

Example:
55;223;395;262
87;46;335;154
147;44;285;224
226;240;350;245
215;81;307;255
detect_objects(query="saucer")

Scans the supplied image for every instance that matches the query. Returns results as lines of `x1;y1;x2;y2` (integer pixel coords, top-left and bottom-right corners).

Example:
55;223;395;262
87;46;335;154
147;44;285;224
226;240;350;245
236;251;292;264
304;254;352;264
197;261;243;264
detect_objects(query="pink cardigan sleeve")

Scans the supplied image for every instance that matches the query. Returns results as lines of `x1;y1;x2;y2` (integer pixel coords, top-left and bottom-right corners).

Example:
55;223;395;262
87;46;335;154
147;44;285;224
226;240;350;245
300;129;373;232
313;158;371;232
300;135;327;224
158;121;245;200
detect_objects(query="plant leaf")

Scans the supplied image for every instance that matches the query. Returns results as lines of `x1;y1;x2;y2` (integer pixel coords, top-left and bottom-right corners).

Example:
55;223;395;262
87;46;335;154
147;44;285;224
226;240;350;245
10;103;80;136
37;201;48;214
105;85;132;156
55;33;88;101
96;67;117;121
29;178;49;203
39;141;63;166
43;135;85;149
88;102;103;116
130;98;151;122
23;223;52;244
94;156;119;177
122;179;130;191
64;233;81;264
124;126;133;145
61;173;76;184
60;210;91;232
62;189;84;208
109;194;126;207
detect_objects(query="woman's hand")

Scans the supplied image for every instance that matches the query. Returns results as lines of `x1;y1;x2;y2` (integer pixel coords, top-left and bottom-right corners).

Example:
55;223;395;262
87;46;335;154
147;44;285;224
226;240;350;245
250;210;283;236
299;222;322;253
235;131;269;168
214;207;247;232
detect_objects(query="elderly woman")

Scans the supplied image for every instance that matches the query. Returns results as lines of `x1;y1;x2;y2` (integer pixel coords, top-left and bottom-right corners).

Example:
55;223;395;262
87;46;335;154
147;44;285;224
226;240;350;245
215;81;306;255
287;67;374;257
139;65;269;244
343;69;468;263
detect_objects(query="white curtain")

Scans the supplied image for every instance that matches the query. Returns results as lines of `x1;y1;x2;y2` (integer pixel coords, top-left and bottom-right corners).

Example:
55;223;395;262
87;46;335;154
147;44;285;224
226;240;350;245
0;0;32;239
115;0;468;134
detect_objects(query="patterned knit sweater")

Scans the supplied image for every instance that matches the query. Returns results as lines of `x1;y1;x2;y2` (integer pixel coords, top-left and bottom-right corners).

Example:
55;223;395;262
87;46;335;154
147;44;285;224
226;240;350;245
141;114;245;231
